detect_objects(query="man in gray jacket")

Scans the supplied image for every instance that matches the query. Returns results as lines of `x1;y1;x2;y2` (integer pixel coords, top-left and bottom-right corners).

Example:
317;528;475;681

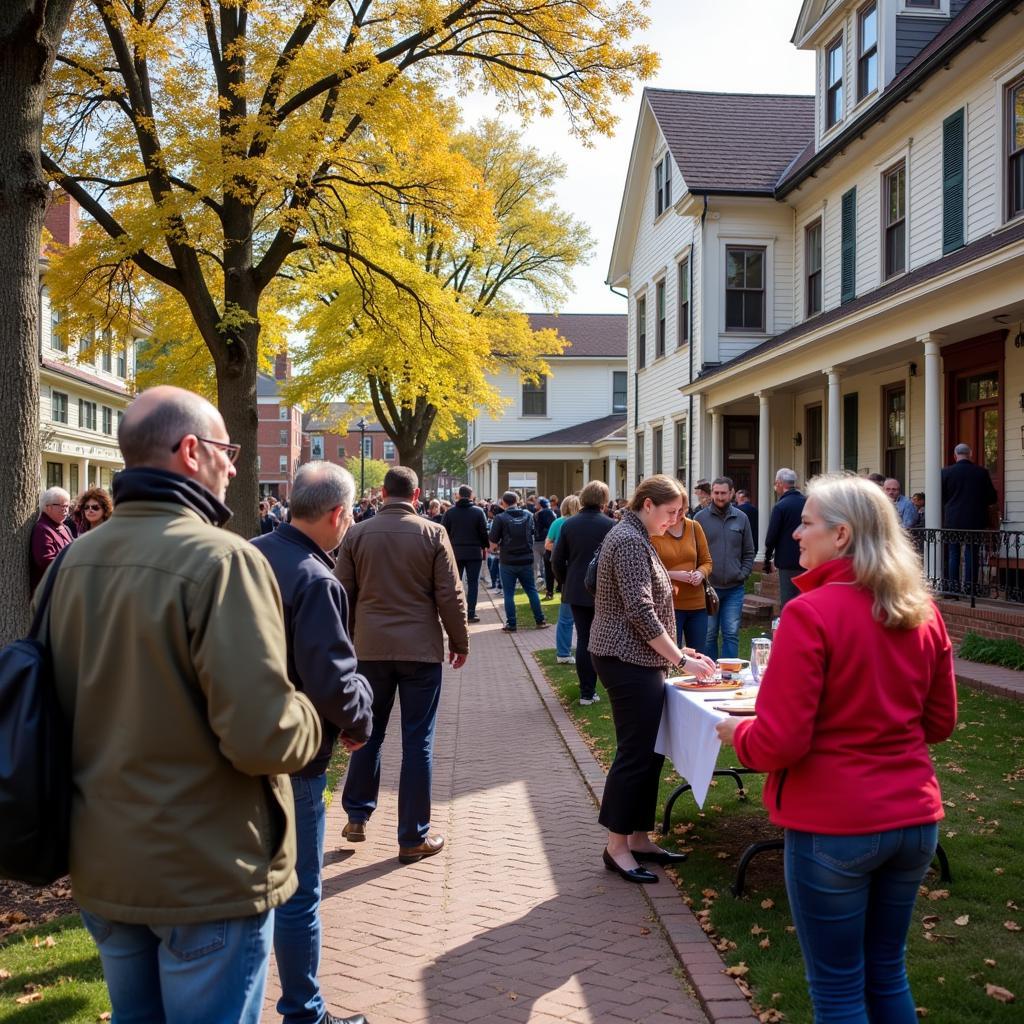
695;477;755;660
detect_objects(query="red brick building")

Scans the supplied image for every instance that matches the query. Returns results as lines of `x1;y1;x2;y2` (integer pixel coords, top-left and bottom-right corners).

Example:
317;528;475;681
301;403;398;471
257;354;303;498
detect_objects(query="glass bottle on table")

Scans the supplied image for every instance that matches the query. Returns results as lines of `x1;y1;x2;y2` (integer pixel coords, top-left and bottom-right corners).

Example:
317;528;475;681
751;634;772;684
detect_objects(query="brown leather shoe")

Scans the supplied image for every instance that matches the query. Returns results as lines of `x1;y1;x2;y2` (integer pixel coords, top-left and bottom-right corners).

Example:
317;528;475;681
342;821;366;843
398;833;445;863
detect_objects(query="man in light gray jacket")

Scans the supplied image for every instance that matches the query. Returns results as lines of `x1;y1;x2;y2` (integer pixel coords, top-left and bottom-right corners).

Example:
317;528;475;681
695;477;755;660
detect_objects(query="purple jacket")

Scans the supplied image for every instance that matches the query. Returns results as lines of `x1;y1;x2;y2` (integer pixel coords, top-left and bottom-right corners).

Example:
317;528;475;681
30;514;74;592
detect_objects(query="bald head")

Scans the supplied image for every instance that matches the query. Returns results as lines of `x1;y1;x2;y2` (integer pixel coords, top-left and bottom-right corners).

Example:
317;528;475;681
119;386;221;469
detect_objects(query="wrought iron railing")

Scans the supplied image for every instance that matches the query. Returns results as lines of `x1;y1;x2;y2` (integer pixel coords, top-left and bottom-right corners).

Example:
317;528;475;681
910;528;1024;608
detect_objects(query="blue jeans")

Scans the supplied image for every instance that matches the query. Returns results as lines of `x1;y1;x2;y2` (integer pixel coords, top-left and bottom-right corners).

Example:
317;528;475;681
500;563;545;628
555;602;575;657
674;607;709;653
274;772;328;1024
704;584;745;660
487;553;501;588
785;824;939;1024
342;660;443;846
945;543;978;595
79;908;273;1023
456;557;482;618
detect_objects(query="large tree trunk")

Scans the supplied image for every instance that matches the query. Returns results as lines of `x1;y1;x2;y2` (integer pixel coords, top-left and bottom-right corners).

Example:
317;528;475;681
216;341;260;541
395;437;427;486
0;2;75;645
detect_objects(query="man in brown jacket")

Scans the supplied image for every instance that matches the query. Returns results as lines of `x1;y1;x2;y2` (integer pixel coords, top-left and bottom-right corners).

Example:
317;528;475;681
336;465;469;862
40;386;321;1023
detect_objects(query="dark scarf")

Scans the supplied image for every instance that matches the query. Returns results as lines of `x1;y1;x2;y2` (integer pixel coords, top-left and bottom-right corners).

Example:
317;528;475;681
112;467;232;528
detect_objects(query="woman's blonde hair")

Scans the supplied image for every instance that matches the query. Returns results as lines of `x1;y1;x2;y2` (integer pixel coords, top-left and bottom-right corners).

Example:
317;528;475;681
628;474;684;512
806;473;931;629
559;494;581;518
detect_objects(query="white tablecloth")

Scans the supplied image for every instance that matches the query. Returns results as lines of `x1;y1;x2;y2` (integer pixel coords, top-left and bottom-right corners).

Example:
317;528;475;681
654;678;752;809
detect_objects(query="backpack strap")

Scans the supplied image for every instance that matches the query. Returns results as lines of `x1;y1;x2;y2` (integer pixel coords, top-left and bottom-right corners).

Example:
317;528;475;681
28;544;72;642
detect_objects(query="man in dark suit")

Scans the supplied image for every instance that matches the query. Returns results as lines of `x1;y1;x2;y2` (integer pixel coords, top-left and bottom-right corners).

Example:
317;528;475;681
762;468;805;610
941;442;997;595
734;489;758;549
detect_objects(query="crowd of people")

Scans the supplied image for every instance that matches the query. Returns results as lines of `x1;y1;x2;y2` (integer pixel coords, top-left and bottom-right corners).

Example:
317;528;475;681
25;383;982;1024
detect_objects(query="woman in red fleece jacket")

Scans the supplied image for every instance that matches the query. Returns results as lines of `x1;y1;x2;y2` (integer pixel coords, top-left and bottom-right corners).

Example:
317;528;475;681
717;473;957;1024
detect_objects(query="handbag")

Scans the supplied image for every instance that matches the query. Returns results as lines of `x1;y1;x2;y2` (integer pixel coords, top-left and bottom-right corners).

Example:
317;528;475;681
0;547;72;886
584;541;603;596
703;579;720;617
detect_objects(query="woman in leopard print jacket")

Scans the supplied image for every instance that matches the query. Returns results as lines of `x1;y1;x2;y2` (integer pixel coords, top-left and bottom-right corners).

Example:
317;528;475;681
590;475;716;884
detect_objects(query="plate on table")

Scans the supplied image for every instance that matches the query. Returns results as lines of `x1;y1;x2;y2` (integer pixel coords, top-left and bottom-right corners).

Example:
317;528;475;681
671;678;742;692
713;698;758;715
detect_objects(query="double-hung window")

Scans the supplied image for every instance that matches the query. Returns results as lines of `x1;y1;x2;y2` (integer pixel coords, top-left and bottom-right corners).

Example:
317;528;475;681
383;440;396;460
50;307;66;352
101;406;113;435
117;346;127;378
362;436;374;459
1008;75;1024;221
654;153;672;217
101;328;112;372
677;258;690;345
725;247;766;332
883;162;907;279
827;37;844;128
674;420;687;482
652;426;663;475
857;4;878;101
636;295;647;369
51;391;68;424
612;371;628;413
655;280;666;358
635;431;644;484
805;220;823;317
79;399;97;431
522;375;547;416
279;428;288;445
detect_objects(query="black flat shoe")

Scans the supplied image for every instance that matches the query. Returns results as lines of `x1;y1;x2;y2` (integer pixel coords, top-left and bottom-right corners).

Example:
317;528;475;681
634;849;688;865
603;848;658;884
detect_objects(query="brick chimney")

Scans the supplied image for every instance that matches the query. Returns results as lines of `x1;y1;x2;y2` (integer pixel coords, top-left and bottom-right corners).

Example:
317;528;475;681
44;189;80;248
275;352;292;380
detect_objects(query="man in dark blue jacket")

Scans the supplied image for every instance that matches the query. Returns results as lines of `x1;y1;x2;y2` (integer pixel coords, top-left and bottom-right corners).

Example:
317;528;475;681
762;468;806;610
252;461;373;1024
941;442;998;595
442;484;489;623
490;491;548;632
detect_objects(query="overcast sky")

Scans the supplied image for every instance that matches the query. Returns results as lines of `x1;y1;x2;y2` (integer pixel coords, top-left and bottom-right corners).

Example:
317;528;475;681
458;0;816;315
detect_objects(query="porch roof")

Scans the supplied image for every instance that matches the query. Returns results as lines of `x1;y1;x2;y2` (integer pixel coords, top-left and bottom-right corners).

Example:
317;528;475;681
684;216;1024;393
488;414;627;447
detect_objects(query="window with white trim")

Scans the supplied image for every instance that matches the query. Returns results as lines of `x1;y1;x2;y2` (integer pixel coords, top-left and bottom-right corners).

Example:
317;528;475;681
1008;74;1024;221
725;247;766;332
857;3;878;101
883;161;907;279
383;440;396;460
522;375;547;416
826;36;844;129
51;391;68;424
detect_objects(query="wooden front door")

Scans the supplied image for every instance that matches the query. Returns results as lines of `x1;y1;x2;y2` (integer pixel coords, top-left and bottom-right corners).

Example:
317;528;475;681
723;415;758;503
943;331;1005;515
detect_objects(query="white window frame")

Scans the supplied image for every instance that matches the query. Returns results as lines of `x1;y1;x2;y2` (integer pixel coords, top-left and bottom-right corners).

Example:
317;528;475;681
279;405;289;420
882;159;908;281
51;389;69;424
362;436;374;459
383;440;396;460
521;374;548;417
900;0;948;15
825;33;845;132
994;57;1024;226
279;454;288;473
310;435;324;460
611;369;628;414
719;235;775;337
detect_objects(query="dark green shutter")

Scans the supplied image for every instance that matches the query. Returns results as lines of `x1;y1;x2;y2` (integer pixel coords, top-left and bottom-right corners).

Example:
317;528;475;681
942;108;965;254
841;188;857;304
843;392;858;471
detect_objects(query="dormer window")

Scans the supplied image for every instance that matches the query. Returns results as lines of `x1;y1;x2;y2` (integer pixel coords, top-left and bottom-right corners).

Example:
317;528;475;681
654;153;672;217
857;4;878;101
904;0;940;8
826;36;844;129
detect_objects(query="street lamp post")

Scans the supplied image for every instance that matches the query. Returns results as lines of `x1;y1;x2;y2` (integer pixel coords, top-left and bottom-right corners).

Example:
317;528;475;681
356;417;367;497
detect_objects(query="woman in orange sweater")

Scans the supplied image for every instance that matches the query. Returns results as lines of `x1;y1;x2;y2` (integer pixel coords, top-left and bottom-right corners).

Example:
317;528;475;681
651;491;713;653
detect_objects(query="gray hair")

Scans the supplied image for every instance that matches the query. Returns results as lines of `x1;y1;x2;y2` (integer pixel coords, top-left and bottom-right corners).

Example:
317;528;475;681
775;467;798;487
954;443;972;457
290;462;355;520
119;390;216;468
39;486;70;512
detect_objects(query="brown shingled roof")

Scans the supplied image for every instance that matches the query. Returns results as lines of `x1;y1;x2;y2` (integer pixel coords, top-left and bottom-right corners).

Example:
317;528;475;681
528;313;626;358
645;89;814;195
489;414;627;447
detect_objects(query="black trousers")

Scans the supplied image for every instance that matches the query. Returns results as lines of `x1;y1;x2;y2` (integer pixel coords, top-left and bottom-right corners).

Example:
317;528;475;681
591;654;666;835
543;550;555;595
569;604;597;699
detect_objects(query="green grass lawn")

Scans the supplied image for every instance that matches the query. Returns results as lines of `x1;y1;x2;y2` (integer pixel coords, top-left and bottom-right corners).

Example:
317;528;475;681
532;642;1024;1024
0;743;354;1018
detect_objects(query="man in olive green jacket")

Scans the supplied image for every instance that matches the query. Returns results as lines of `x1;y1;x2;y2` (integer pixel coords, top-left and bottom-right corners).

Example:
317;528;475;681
38;386;321;1024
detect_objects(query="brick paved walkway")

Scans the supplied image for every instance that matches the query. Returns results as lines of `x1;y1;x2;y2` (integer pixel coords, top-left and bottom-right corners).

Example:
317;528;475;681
263;579;711;1024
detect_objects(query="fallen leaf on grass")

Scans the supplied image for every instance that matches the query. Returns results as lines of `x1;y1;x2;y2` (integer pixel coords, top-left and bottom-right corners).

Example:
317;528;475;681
724;963;750;977
922;915;940;925
994;867;1005;875
984;959;997;967
927;889;950;901
716;852;730;860
758;1010;785;1023
1008;901;1020;911
759;937;772;949
915;1008;928;1018
785;925;796;933
98;1015;112;1022
750;924;766;935
0;968;10;980
985;984;1015;1004
761;898;775;910
955;915;970;926
702;888;719;899
1004;921;1022;932
15;993;43;1005
639;926;651;936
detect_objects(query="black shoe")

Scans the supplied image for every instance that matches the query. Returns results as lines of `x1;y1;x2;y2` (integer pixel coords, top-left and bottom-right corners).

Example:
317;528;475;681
468;615;481;623
634;848;688;865
602;848;658;884
502;623;517;632
323;1014;368;1024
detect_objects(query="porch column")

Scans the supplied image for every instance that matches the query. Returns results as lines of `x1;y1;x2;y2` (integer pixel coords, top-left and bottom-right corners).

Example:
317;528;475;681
757;391;771;556
80;458;90;491
921;334;944;529
826;368;842;473
709;408;721;479
581;459;590;485
489;458;499;500
607;456;618;502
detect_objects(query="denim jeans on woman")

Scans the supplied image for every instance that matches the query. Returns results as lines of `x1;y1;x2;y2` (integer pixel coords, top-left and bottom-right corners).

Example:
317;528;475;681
784;823;939;1024
704;583;745;660
79;908;273;1023
674;607;708;654
555;602;575;657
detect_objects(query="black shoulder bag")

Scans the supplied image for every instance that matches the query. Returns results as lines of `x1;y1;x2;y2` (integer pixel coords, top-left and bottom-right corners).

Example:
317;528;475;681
584;541;603;596
0;547;72;886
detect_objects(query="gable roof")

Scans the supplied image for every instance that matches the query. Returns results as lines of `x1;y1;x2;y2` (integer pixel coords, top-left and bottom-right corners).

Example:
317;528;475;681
302;402;387;434
645;89;815;195
489;414;627;447
528;313;626;358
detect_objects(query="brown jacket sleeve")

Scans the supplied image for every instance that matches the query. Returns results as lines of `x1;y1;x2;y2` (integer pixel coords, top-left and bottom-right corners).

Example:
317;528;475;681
334;531;358;634
434;531;469;655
